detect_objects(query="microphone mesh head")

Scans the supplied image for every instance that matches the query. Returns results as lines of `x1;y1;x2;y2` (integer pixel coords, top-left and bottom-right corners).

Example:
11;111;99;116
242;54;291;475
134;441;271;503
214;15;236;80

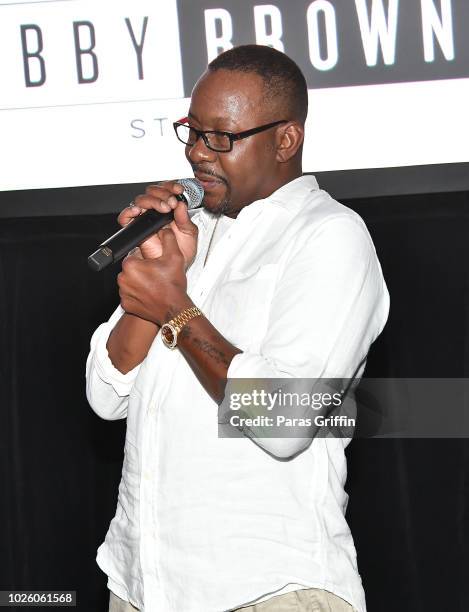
177;178;205;209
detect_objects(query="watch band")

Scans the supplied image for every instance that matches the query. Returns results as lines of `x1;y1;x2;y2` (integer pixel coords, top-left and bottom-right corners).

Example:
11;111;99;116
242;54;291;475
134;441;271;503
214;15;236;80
161;306;202;349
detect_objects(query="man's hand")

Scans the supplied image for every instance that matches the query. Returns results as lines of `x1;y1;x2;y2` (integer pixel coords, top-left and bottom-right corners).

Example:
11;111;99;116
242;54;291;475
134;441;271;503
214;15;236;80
117;180;199;267
117;223;241;403
116;202;241;403
117;228;193;326
108;183;198;375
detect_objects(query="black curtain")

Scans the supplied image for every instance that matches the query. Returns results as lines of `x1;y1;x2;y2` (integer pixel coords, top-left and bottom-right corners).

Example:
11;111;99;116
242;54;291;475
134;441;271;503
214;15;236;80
1;187;468;612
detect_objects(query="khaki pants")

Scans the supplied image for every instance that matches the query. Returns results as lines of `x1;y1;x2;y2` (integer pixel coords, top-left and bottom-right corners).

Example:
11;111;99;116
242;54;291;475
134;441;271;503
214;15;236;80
108;587;357;611
108;591;139;612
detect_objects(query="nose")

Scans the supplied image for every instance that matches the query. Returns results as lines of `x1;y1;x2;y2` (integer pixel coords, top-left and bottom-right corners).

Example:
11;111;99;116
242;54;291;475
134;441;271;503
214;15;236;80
186;134;217;165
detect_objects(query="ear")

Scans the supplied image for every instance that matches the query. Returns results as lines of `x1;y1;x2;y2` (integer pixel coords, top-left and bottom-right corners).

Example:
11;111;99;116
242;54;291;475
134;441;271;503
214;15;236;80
275;122;304;163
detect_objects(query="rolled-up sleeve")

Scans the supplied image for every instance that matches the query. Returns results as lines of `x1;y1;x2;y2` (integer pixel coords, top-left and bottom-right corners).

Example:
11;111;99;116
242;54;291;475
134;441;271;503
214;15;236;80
226;214;390;457
85;305;141;420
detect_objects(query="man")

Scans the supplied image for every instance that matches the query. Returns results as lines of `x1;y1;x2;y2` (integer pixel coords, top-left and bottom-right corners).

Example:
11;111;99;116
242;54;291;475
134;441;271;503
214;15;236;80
86;45;389;612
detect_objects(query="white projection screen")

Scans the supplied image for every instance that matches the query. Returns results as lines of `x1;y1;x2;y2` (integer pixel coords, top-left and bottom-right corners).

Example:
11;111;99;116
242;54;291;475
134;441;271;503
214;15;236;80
1;0;468;213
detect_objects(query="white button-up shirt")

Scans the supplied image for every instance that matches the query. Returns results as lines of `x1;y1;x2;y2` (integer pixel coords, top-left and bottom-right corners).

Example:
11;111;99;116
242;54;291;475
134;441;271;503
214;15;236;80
86;175;389;612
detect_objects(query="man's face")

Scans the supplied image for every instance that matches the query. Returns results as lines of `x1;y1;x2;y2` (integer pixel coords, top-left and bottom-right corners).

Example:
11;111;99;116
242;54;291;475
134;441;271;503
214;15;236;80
184;69;282;217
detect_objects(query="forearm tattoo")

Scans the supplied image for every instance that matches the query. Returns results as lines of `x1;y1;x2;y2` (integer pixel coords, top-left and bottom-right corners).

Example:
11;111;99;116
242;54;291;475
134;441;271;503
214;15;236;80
192;338;231;367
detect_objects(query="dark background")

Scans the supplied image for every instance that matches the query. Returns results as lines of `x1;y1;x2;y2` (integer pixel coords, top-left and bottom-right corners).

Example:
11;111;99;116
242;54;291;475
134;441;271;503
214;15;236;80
1;184;469;612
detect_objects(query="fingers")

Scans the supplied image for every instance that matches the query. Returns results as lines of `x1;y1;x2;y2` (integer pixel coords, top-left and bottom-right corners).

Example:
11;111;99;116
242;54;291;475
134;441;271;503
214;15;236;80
173;201;198;235
120;254;138;274
123;246;144;262
117;201;143;228
159;227;184;260
118;182;184;227
118;181;188;230
134;181;185;214
146;180;184;198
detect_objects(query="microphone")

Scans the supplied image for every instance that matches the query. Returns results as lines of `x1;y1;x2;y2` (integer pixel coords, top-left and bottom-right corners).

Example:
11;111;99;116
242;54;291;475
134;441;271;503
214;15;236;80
87;178;204;272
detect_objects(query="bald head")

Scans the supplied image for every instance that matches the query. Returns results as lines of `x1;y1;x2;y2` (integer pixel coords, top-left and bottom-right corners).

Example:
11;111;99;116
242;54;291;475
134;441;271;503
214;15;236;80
208;44;308;125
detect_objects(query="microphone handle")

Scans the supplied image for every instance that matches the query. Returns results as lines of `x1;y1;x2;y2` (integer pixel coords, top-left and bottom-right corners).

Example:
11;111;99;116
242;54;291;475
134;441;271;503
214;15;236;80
88;208;174;272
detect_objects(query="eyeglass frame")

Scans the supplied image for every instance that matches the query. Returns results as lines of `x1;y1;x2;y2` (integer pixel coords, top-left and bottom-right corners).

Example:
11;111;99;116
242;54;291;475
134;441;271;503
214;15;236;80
173;117;288;153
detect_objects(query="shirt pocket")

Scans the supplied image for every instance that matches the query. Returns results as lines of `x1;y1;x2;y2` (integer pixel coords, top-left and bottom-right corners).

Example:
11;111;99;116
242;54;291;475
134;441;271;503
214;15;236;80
209;263;278;351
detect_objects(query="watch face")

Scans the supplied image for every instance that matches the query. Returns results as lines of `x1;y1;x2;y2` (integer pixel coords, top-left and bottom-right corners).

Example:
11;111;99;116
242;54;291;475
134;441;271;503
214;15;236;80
161;323;177;348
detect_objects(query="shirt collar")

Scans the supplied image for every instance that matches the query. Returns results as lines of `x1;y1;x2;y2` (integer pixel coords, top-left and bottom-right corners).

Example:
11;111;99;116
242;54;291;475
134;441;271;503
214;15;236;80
236;174;320;221
197;174;320;227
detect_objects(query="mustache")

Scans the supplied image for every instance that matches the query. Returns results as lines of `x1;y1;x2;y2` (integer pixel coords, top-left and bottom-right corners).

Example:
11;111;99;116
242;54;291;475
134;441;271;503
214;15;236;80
191;165;228;186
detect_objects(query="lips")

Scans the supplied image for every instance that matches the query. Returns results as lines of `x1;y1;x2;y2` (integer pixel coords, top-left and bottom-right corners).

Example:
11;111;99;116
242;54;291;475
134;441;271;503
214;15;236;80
194;172;224;191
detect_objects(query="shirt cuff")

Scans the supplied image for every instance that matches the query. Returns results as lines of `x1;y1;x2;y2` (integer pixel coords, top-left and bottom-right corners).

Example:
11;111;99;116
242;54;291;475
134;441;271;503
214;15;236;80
227;351;290;379
226;353;312;459
90;307;141;396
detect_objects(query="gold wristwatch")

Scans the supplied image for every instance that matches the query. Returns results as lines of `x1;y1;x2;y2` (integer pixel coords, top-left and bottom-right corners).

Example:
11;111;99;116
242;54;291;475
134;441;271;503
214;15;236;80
160;306;202;349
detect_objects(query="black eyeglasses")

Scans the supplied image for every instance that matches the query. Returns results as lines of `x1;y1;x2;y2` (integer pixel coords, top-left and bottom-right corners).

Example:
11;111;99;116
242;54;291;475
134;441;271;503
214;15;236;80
173;118;288;152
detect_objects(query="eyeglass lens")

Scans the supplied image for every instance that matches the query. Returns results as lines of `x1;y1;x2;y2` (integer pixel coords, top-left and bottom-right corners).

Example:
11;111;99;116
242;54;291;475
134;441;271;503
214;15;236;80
176;124;231;151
